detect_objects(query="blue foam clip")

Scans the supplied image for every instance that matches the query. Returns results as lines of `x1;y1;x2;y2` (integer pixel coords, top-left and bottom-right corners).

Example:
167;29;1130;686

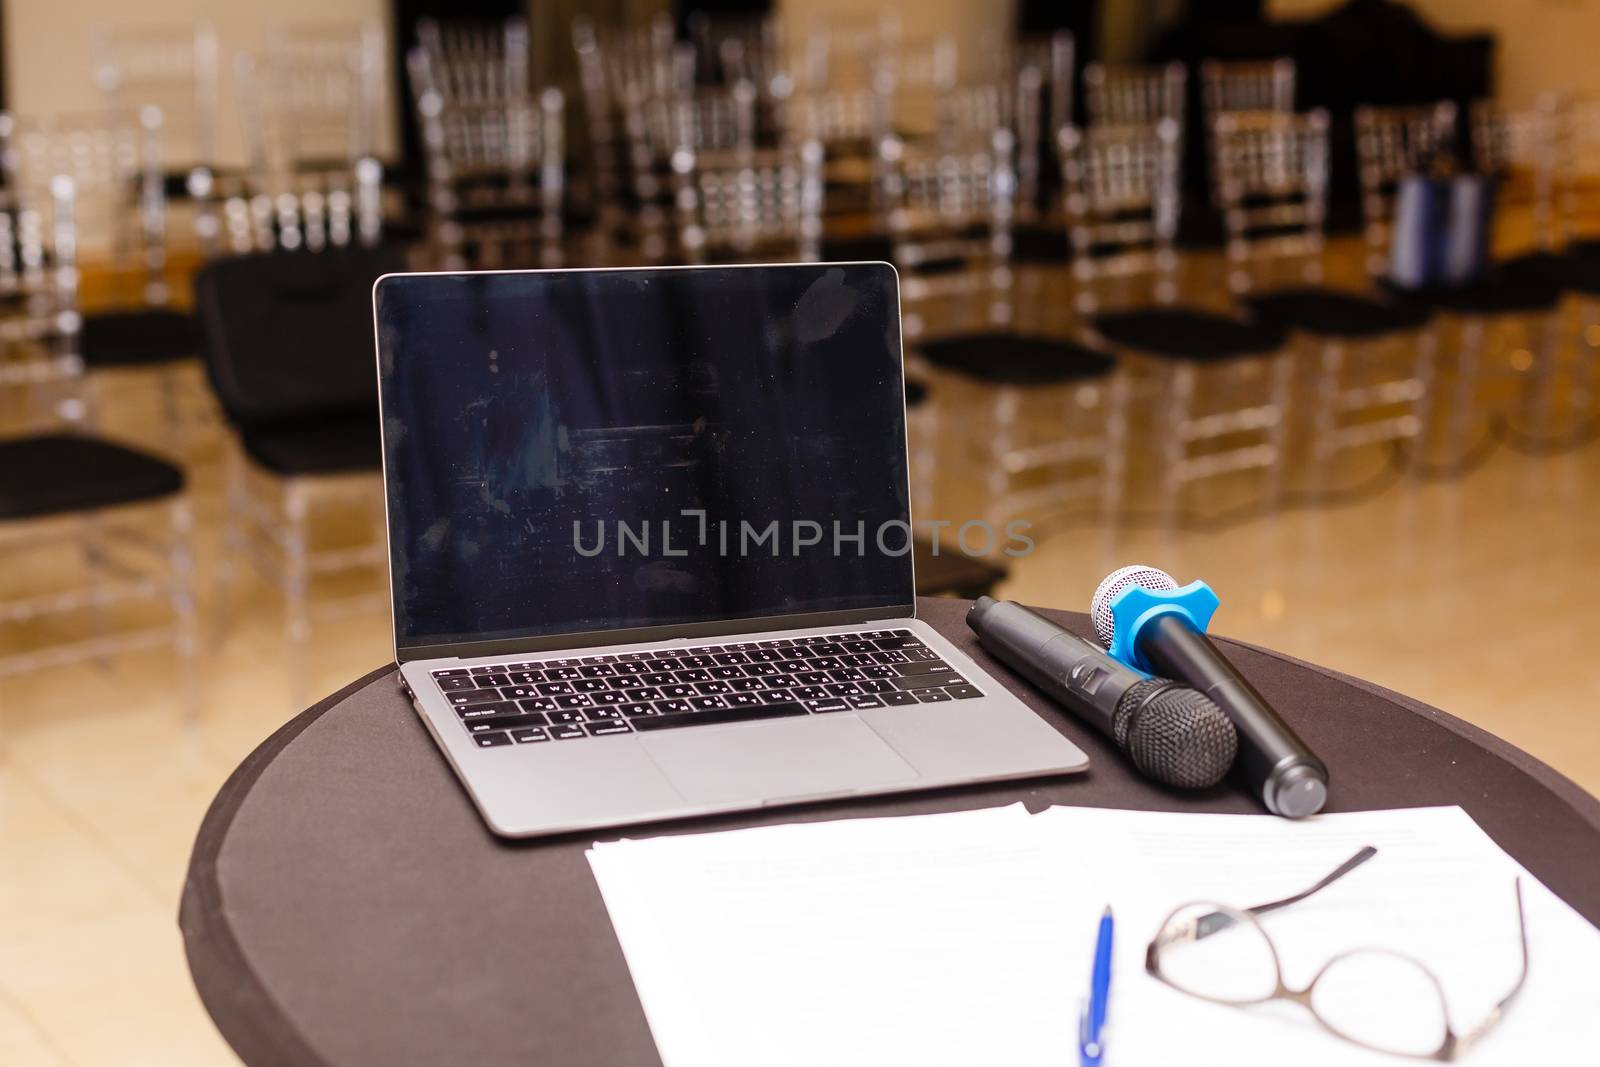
1106;580;1220;672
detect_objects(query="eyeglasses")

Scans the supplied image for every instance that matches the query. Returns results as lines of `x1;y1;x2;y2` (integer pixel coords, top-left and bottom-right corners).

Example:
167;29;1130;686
1144;846;1529;1061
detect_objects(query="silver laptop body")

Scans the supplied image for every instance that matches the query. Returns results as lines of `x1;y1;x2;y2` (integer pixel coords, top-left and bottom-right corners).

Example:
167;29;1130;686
375;263;1088;838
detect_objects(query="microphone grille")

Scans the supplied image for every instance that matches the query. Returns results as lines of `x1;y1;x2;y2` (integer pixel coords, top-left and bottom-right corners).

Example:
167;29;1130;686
1090;564;1178;647
1114;679;1237;789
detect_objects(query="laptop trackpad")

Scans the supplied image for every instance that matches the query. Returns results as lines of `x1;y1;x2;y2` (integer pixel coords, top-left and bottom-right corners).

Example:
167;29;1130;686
639;715;918;806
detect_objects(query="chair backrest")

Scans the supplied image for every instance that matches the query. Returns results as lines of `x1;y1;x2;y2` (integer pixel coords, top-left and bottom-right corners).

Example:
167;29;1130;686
14;109;171;306
0;157;82;401
1201;58;1295;120
880;128;1015;265
192;158;384;258
237;22;386;183
194;241;409;429
1559;97;1600;242
1213;109;1330;292
1058;119;1182;309
627;83;758;167
91;23;219;172
1354;101;1458;272
1083;63;1186;128
1472;96;1560;247
672;141;824;262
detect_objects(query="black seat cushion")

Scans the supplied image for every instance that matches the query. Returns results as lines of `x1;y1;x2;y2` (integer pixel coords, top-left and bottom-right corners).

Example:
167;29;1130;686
194;243;411;429
821;234;894;263
239;413;382;477
917;334;1115;384
0;433;184;520
1010;224;1071;263
80;308;198;368
1379;255;1563;315
1244;288;1433;339
904;378;929;407
1091;307;1287;362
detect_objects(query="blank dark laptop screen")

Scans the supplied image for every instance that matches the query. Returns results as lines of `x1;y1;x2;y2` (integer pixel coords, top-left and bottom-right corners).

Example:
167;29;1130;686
375;264;913;654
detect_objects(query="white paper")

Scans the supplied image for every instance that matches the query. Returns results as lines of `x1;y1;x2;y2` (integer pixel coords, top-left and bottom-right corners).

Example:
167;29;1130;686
587;805;1600;1067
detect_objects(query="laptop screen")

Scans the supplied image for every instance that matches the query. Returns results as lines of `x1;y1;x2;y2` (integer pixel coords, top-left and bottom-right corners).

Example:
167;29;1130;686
375;264;914;656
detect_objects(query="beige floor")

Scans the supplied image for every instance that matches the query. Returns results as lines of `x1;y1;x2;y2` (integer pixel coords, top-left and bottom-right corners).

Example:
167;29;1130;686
3;253;1600;1065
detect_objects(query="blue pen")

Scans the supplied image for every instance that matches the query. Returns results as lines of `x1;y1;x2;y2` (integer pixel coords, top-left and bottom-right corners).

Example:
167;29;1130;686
1079;906;1115;1067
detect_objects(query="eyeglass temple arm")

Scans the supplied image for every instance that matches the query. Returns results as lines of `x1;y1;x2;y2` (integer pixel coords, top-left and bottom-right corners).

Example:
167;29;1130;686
1451;879;1531;1059
1245;845;1379;919
1179;846;1379;944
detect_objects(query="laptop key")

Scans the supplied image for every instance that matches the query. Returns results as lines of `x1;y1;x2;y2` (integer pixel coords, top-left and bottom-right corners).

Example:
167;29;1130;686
502;686;537;701
691;696;728;711
519;698;559;713
826;682;862;696
695;681;731;695
946;685;982;699
535;681;574;696
805;698;852;713
872;650;910;664
437;676;478;691
473;732;512;747
655;699;692;714
675;668;711;682
457;702;516;720
916;690;953;703
730;678;768;692
809;657;843;671
743;663;780;677
660;683;696;699
791;686;827;700
873;636;921;650
620;703;658;718
468;713;541;732
794;671;830;686
450;688;508;707
573;678;611;693
842;641;877;654
902;648;939;662
586;720;633;737
544;667;582;681
475;674;512;688
894;660;954;677
469;665;505;674
549;710;587;724
579;664;616;678
713;652;749;665
614;662;651;675
747;649;782;661
709;666;743;680
510;727;550;744
548;723;586;740
857;679;895;693
631;702;808;731
555;694;593;708
624;687;663;701
726;693;763;707
759;689;794;704
880;691;920;706
432;669;470;678
592;691;630;706
507;671;544;684
860;665;897;679
827;668;863;681
640;672;676;686
894;674;954;691
585;707;624;720
847;695;885;709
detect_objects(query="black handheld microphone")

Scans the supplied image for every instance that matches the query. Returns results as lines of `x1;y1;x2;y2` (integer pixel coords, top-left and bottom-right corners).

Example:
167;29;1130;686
1091;566;1329;818
967;597;1237;789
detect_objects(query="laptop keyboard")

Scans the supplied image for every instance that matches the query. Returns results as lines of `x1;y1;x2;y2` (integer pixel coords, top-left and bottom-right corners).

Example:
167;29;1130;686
428;629;983;748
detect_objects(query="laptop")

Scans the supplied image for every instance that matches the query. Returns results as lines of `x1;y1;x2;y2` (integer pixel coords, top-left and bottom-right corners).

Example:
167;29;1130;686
374;262;1088;838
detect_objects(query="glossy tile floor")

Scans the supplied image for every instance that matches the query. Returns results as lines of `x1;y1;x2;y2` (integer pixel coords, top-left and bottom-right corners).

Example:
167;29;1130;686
3;240;1599;1065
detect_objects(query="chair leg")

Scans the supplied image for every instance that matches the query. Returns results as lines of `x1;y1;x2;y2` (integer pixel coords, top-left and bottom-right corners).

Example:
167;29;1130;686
1448;316;1486;468
81;513;110;669
1100;372;1131;525
213;443;246;650
1262;351;1294;512
169;496;200;724
1407;324;1440;478
986;388;1020;528
284;483;312;709
1162;364;1196;531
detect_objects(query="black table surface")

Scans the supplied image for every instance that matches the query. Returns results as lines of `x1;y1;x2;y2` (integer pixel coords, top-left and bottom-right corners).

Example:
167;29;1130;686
180;598;1600;1067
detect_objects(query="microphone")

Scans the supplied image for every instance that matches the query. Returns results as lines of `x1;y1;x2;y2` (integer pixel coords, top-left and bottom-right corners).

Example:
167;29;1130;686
1091;565;1329;818
967;597;1237;789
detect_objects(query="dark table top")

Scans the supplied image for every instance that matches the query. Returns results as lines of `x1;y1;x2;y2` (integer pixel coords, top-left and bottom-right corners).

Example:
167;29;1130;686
180;598;1600;1067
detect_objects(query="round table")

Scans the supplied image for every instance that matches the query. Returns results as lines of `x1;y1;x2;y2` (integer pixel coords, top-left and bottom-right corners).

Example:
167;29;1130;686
181;598;1600;1067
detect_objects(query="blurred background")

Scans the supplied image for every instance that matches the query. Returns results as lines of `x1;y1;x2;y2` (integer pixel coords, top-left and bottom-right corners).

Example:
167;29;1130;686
2;0;1599;1062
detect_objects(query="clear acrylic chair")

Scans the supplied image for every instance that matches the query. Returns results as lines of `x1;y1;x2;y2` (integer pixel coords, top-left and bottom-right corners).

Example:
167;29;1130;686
622;82;757;261
1082;62;1187;128
195;179;404;705
879;127;1016;331
91;22;220;197
236;22;386;187
1062;118;1292;516
408;20;566;269
1200;58;1296;120
1218;110;1435;482
671;140;824;263
12;108;201;451
0;174;197;718
1354;101;1458;276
